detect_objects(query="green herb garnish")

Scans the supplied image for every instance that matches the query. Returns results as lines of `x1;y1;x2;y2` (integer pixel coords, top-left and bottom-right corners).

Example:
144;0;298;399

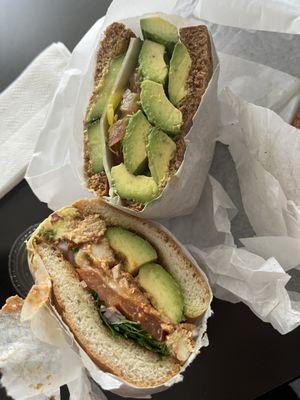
90;290;169;356
41;228;56;241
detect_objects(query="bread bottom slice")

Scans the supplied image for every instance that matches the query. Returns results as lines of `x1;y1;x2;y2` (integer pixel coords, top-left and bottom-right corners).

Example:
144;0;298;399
33;243;180;388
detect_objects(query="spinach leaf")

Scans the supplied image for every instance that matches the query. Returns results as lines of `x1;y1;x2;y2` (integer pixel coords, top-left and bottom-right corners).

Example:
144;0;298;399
90;290;169;356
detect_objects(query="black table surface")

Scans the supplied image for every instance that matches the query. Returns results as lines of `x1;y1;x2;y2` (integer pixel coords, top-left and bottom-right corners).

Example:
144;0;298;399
1;1;300;400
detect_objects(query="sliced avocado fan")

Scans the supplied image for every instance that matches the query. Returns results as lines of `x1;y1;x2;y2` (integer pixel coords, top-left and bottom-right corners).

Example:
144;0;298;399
86;18;194;205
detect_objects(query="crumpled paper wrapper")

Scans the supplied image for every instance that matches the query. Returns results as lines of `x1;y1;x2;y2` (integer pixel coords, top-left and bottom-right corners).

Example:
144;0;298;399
164;171;300;334
0;296;99;400
175;0;300;34
25;2;219;219
219;88;300;238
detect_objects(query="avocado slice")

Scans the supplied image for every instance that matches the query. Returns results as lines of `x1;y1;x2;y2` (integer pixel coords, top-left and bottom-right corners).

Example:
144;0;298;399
138;40;168;84
87;54;125;123
140;80;182;135
111;163;158;204
168;41;192;106
147;128;176;186
140;16;178;53
87;120;104;173
138;263;184;324
105;227;157;274
123;110;152;175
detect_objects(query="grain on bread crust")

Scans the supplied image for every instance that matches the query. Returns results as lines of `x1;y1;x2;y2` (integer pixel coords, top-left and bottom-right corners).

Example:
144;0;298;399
292;107;300;129
169;136;186;177
179;25;213;135
121;199;145;212
84;23;135;196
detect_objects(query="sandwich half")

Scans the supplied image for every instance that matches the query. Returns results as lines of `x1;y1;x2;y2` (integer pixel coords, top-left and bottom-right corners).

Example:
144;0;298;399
27;198;212;387
83;16;213;211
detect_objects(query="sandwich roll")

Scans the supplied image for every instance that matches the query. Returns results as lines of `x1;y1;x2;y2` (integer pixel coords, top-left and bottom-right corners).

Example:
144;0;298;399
27;198;212;388
83;15;214;212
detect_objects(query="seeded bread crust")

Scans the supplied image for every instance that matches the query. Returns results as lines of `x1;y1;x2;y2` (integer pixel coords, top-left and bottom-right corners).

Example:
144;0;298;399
84;22;135;197
179;25;213;135
292;107;300;129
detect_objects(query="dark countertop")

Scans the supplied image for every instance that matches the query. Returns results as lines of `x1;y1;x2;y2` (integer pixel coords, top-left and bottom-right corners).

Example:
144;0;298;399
1;1;300;399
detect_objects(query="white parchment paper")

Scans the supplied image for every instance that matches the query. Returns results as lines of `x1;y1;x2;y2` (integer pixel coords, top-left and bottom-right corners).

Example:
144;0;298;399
0;299;84;400
176;0;300;34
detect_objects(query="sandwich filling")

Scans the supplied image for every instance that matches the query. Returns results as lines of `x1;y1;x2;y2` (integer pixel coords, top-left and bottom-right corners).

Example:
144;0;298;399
35;207;199;363
84;17;212;210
